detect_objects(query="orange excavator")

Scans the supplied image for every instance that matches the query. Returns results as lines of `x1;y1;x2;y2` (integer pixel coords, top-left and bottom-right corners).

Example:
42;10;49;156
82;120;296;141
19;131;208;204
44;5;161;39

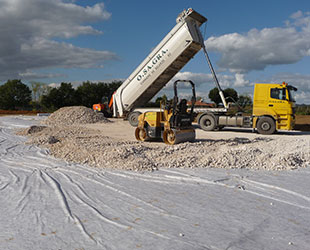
92;95;114;117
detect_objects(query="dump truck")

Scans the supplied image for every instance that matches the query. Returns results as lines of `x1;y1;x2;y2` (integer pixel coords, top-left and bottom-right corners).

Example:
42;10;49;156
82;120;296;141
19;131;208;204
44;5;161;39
198;82;297;134
95;8;298;135
107;8;228;127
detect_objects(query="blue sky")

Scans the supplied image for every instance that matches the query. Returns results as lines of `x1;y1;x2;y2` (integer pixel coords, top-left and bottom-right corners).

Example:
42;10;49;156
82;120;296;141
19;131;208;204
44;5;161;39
1;0;310;103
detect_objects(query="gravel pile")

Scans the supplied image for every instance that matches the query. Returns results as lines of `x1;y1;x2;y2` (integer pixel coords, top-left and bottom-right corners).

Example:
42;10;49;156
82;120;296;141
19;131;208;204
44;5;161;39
17;125;47;136
43;106;111;126
23;125;310;171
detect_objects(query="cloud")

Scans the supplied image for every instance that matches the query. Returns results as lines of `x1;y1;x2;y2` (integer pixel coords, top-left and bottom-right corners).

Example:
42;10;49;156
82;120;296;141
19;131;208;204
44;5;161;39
0;0;116;81
18;70;67;80
205;11;310;73
166;72;310;104
164;71;235;90
234;73;251;87
47;78;125;89
269;72;310;104
270;72;310;91
290;10;303;19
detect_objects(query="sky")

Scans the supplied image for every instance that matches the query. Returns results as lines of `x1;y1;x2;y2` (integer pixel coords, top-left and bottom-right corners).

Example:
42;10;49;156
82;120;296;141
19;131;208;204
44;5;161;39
0;0;310;104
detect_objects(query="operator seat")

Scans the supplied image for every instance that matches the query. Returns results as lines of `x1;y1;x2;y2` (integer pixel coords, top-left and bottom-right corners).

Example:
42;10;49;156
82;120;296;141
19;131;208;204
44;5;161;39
178;99;188;114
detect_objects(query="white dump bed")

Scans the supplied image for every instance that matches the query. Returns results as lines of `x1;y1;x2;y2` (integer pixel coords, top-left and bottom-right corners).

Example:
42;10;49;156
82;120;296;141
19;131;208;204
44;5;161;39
113;8;207;117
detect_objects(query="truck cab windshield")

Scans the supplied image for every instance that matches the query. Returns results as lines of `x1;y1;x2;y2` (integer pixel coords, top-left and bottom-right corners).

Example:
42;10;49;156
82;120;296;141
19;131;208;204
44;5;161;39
288;88;296;102
271;87;297;102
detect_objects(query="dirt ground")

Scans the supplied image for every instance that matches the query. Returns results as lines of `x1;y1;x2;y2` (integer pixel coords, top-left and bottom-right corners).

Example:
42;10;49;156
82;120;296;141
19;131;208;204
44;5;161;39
85;116;310;146
295;115;310;131
2;109;309;130
84;118;261;143
0;110;40;116
7;105;310;172
20;116;309;171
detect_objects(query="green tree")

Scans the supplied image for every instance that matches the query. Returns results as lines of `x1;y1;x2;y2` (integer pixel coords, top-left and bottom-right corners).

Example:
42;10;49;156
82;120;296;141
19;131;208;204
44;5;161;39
208;87;239;105
30;81;50;102
296;105;310;115
76;81;109;108
0;79;32;110
208;87;221;105
40;82;78;110
40;81;122;111
106;81;122;95
40;88;59;110
224;88;238;103
58;82;78;107
238;94;252;107
155;94;168;105
76;81;122;108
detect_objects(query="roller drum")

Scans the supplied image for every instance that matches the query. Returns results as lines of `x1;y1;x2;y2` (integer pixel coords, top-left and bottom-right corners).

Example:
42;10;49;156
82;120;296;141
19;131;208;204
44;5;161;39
163;128;195;145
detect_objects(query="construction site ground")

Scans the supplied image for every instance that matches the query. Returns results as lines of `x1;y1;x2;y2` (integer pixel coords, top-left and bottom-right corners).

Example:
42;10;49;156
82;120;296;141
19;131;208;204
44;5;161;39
1;112;310;250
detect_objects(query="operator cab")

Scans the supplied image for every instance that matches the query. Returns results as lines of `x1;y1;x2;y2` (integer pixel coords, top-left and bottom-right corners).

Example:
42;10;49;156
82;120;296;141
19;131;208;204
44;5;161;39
269;82;297;102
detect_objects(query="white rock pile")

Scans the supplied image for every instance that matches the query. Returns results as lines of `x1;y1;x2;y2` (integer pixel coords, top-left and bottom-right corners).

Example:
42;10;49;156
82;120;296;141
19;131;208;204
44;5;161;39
43;106;111;126
23;124;310;172
19;106;310;171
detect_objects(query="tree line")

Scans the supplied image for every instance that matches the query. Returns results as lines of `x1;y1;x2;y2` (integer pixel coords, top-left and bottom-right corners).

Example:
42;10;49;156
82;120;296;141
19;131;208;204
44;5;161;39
0;79;309;115
0;79;122;112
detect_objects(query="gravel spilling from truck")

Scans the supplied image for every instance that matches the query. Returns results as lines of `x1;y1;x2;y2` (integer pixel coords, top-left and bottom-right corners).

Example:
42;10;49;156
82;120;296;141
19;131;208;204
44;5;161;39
18;109;310;171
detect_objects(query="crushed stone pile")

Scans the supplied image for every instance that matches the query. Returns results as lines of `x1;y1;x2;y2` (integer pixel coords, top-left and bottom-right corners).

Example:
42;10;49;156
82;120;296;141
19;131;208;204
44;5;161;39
43;106;111;126
23;125;310;172
17;125;47;136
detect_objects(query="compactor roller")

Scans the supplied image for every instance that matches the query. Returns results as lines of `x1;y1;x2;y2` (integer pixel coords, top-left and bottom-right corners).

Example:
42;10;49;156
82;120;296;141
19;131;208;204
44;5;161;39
162;128;195;145
135;80;196;145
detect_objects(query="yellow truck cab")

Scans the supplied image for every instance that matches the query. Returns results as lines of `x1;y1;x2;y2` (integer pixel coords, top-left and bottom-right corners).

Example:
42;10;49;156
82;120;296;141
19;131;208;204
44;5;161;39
253;82;297;134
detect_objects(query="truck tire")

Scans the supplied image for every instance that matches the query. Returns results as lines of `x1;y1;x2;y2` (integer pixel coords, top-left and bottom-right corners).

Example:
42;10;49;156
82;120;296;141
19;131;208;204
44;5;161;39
199;114;216;131
128;111;142;127
257;117;276;135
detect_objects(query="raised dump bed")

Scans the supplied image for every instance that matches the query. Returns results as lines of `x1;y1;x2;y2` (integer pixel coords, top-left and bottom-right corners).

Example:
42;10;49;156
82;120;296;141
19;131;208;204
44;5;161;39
112;8;207;117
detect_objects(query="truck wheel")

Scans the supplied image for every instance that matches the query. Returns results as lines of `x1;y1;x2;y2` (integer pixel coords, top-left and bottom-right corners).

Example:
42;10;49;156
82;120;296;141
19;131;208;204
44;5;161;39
199;114;216;131
257;117;276;135
128;112;141;127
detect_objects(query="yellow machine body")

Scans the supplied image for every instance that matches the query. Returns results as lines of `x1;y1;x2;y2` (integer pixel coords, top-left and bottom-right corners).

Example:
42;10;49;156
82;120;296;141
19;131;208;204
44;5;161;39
253;82;296;131
135;80;196;145
135;110;195;145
